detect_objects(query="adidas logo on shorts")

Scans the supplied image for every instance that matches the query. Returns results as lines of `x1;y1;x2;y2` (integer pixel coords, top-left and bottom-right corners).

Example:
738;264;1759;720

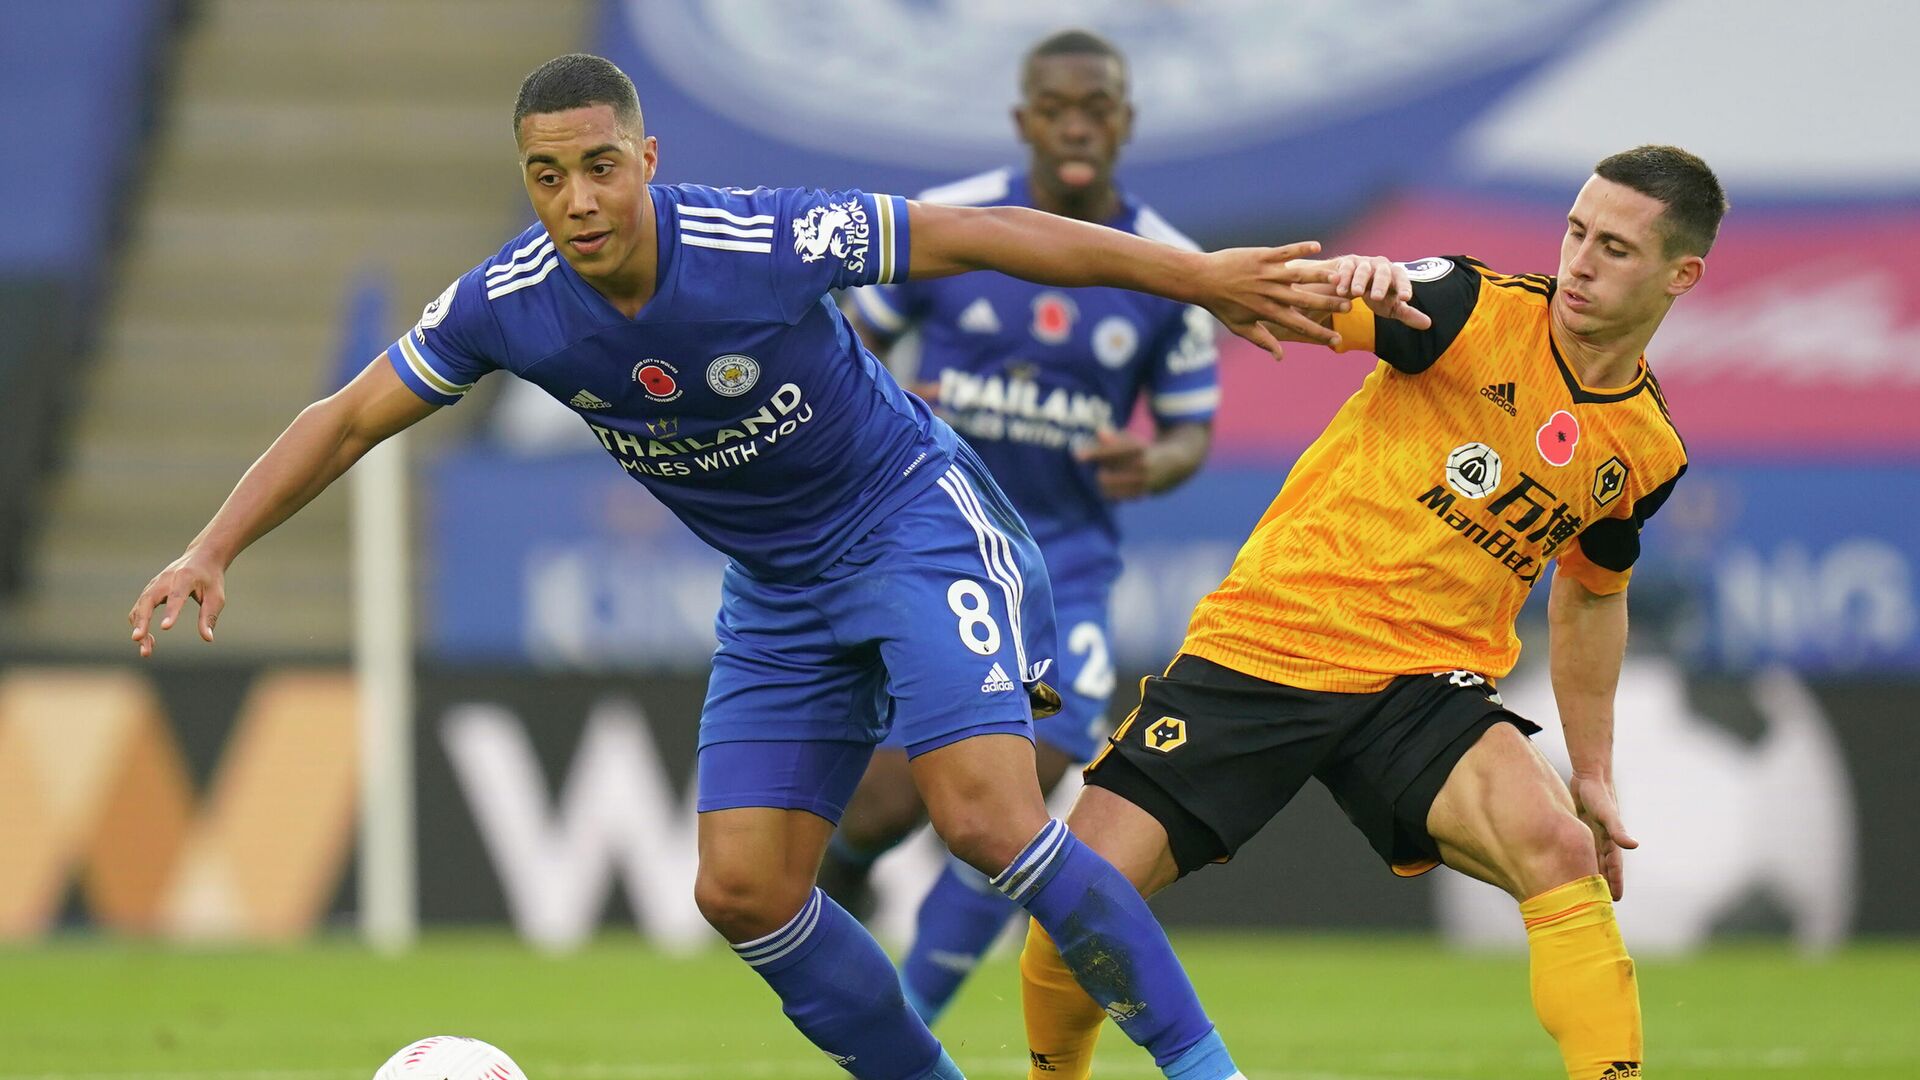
981;662;1016;693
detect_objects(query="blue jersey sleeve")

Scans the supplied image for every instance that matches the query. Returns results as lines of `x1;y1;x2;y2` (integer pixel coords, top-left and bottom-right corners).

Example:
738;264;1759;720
385;264;503;406
1145;304;1221;424
770;188;911;323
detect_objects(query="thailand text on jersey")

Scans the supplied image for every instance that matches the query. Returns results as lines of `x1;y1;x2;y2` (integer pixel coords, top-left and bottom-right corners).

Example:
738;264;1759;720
851;167;1218;586
1181;256;1688;693
385;183;957;583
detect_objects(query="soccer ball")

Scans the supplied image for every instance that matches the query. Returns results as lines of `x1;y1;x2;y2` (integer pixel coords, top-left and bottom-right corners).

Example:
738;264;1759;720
373;1036;526;1080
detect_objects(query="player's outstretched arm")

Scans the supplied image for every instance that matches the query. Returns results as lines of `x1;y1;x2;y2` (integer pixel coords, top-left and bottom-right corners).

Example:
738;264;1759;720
1547;570;1639;901
128;359;436;656
905;201;1346;359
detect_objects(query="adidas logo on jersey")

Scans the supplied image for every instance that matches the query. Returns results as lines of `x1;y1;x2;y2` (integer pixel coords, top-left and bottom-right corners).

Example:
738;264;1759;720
570;389;613;409
981;662;1016;693
1481;381;1518;416
958;297;1000;334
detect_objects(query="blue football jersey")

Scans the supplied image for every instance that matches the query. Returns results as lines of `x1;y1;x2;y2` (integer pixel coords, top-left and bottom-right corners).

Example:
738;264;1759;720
850;168;1218;587
386;183;958;583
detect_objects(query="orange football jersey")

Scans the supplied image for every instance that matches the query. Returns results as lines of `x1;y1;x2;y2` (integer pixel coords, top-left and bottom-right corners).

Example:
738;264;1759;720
1181;257;1688;693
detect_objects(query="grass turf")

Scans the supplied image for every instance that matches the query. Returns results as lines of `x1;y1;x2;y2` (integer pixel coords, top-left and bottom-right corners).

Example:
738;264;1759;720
1;932;1914;1079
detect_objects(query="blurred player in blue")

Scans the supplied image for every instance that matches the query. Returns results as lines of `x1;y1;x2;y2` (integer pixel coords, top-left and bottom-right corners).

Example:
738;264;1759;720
126;53;1382;1080
818;29;1220;1028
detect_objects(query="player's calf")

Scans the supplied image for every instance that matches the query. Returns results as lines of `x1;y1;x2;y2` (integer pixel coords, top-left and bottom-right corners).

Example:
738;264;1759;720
1426;727;1641;1080
697;808;964;1079
916;735;1244;1080
837;747;928;852
820;749;927;919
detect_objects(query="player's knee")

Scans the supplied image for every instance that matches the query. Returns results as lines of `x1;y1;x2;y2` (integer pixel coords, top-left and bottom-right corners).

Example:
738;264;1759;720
929;806;1024;878
694;863;811;943
1505;810;1600;895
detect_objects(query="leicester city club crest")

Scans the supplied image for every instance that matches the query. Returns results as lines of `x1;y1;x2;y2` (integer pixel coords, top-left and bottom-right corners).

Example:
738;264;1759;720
707;354;760;397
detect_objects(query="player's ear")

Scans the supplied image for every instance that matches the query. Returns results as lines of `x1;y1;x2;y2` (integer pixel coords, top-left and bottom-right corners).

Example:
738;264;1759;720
1666;254;1704;298
640;135;659;182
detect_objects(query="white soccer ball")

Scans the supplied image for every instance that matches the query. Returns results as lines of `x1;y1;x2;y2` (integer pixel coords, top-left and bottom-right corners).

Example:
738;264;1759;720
373;1036;527;1080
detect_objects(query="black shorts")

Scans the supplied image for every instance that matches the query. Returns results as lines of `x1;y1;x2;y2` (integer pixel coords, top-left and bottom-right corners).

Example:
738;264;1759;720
1084;654;1539;877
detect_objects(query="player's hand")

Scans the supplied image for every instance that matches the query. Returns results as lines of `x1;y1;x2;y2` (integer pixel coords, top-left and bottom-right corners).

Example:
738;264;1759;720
1193;242;1347;360
1570;771;1638;901
1327;255;1432;331
1076;428;1152;501
129;550;227;658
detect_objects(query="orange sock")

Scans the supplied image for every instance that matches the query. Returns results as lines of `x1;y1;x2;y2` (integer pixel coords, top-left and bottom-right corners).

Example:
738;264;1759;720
1019;919;1106;1079
1521;875;1644;1079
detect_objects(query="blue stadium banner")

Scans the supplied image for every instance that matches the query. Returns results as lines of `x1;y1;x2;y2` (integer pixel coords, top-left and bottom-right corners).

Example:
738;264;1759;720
426;452;1920;675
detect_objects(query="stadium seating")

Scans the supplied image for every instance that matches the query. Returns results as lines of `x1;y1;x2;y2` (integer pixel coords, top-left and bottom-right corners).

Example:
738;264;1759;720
3;0;590;652
0;2;178;599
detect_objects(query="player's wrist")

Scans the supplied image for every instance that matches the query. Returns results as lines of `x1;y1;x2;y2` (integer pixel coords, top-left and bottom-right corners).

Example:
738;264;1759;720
1160;249;1211;306
185;536;238;572
1141;445;1183;494
1569;765;1615;789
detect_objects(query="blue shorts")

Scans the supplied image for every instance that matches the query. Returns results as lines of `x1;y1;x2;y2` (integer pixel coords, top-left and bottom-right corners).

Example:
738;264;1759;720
877;576;1114;762
1039;582;1118;762
696;449;1058;821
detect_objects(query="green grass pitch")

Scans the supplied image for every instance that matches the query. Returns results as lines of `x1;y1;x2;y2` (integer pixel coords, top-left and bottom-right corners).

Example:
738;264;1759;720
2;933;1915;1079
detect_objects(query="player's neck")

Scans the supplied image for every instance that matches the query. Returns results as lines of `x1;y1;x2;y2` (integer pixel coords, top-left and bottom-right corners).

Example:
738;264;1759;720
1027;173;1120;224
1549;309;1656;391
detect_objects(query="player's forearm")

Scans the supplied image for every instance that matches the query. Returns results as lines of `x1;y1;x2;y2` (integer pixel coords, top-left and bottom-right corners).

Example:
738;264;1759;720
186;398;381;567
911;204;1205;303
1547;573;1629;782
1145;422;1211;494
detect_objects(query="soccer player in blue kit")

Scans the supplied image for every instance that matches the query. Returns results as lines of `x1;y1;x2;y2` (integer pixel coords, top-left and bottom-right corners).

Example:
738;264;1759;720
817;30;1221;1028
126;54;1399;1080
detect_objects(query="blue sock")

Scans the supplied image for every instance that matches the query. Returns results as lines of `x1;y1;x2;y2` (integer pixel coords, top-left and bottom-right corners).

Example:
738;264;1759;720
899;855;1020;1025
993;820;1237;1078
732;889;962;1080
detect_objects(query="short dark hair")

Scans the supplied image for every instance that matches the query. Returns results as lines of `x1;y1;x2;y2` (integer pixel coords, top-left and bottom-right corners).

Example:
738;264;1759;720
1021;29;1127;93
1593;144;1728;257
512;53;643;138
